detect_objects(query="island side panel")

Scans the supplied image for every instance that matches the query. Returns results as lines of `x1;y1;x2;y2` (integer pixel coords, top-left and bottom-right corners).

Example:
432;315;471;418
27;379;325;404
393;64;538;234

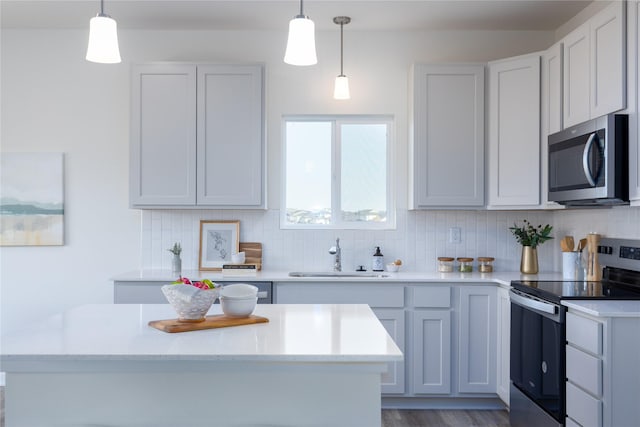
5;364;385;427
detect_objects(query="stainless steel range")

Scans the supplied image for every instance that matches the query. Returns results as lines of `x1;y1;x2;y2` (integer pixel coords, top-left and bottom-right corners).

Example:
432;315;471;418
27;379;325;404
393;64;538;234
509;237;640;427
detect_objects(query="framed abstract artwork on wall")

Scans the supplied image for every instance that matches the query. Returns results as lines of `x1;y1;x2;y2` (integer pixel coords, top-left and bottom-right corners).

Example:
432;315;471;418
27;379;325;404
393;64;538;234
0;153;65;246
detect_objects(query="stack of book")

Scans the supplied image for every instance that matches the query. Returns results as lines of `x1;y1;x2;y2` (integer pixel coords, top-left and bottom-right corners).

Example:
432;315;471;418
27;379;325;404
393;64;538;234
221;264;258;277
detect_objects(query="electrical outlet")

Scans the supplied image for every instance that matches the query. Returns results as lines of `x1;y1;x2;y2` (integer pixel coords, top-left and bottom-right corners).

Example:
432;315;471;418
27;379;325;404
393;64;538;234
449;227;462;244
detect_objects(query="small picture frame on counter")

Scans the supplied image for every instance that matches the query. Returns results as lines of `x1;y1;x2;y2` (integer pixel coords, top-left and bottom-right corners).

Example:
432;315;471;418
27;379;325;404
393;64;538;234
198;220;240;271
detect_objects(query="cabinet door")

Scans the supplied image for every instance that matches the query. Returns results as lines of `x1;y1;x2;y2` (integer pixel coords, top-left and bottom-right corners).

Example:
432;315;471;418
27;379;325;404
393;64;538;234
458;286;497;393
563;23;591;128
130;64;197;206
632;0;640;203
496;287;511;405
590;0;626;118
488;53;541;207
197;65;264;208
372;308;406;395
541;42;565;209
412;310;451;394
411;64;484;207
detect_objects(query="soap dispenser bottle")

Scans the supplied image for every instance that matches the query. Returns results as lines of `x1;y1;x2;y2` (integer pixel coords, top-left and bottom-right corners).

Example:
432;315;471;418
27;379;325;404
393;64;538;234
372;246;385;272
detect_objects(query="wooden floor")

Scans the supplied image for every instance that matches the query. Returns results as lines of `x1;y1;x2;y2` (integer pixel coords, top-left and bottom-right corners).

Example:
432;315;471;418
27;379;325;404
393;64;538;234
382;409;510;427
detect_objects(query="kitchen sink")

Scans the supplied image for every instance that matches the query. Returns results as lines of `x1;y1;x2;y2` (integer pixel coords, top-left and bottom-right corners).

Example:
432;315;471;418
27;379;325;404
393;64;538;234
288;271;389;278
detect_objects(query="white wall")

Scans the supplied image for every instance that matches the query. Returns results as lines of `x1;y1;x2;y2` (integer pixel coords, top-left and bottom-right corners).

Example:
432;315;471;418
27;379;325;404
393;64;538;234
2;25;637;334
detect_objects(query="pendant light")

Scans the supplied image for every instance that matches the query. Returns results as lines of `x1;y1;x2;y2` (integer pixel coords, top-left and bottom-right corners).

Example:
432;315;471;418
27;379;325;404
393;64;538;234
333;16;351;100
86;0;121;64
284;0;317;66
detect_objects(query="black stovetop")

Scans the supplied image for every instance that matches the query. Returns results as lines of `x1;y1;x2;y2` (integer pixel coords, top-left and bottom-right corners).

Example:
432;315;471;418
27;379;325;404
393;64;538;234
511;272;640;304
511;237;640;304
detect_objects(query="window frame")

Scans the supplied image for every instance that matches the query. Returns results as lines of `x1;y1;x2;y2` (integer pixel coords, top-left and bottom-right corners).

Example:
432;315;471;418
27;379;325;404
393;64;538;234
281;115;395;230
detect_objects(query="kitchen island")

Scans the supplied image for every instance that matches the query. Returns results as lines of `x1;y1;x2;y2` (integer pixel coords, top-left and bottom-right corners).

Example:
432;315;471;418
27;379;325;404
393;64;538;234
1;303;402;427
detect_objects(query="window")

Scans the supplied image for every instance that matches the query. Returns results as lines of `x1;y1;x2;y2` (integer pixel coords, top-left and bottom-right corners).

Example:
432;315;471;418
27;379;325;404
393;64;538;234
282;116;394;229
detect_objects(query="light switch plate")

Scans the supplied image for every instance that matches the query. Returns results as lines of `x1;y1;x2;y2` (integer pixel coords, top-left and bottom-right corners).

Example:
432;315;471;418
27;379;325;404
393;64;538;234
449;227;462;244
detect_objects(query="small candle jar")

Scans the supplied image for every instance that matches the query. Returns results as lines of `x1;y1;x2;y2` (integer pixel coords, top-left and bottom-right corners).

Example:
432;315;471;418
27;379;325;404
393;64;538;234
437;257;455;272
457;257;474;273
478;257;495;273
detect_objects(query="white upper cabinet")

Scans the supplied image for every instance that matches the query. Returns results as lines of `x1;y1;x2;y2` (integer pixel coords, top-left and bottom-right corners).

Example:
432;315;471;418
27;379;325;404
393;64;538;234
628;0;640;204
563;23;591;127
487;53;541;208
196;65;264;207
410;64;485;208
563;1;626;128
130;64;197;206
130;63;265;209
541;42;566;209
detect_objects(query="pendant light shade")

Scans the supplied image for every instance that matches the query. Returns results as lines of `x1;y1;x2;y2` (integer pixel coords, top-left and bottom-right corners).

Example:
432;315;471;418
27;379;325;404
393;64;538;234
333;16;351;100
284;0;317;66
334;75;350;100
86;0;121;64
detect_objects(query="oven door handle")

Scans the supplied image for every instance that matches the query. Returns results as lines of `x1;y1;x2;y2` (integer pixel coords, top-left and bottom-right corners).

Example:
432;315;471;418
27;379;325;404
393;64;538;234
510;290;558;315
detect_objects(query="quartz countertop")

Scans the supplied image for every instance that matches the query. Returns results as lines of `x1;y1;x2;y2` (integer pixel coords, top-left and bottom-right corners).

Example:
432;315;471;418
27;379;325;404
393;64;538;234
111;269;567;287
562;300;640;317
0;304;403;366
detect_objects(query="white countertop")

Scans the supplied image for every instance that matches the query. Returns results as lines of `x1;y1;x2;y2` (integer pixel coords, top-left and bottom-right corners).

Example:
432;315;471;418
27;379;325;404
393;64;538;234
562;300;640;317
0;304;403;366
111;269;567;287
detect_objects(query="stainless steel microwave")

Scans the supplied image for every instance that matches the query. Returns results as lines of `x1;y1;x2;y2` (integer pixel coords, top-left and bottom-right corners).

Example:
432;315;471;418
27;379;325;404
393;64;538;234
548;114;628;206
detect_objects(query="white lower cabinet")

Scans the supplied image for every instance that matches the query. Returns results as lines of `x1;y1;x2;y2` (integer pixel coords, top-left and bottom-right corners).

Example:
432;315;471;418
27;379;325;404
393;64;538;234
565;309;640;427
274;282;406;395
411;309;451;394
496;286;511;405
275;282;502;403
372;308;406;394
458;286;497;394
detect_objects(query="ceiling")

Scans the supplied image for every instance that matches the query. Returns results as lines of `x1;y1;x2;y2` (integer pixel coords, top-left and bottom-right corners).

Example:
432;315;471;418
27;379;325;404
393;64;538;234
1;0;592;31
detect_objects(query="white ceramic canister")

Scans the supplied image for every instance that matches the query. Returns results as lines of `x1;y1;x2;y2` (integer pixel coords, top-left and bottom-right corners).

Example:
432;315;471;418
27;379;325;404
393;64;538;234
562;252;583;280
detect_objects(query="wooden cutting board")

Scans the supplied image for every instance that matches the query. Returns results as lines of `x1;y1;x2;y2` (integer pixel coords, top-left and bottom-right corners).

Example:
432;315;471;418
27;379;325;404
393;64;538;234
239;242;262;270
149;314;269;333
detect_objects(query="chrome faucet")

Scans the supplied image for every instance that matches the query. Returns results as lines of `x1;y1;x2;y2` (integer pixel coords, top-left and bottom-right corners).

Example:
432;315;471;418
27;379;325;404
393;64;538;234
329;238;342;272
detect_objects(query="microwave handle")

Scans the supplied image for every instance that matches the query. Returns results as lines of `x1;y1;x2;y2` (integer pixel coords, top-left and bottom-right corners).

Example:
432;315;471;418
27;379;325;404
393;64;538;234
582;132;598;186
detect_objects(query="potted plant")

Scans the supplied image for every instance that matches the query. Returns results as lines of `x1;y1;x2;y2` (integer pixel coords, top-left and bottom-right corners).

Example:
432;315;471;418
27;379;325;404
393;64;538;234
509;220;553;274
168;242;182;276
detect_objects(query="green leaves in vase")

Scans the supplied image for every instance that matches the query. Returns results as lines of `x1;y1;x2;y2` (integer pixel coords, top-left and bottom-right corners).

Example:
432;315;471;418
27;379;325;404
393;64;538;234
509;220;553;248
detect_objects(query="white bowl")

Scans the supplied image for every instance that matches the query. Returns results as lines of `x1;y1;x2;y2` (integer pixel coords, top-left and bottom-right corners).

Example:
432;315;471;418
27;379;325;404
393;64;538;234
220;283;258;299
231;252;246;264
161;284;219;321
220;296;257;318
386;263;400;272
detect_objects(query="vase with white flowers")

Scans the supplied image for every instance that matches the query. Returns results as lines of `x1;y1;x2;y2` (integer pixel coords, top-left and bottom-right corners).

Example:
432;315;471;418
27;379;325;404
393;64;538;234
509;220;553;274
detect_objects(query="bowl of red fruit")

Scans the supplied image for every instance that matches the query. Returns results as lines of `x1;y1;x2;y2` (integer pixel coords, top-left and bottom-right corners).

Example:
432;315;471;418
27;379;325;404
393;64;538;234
161;277;220;322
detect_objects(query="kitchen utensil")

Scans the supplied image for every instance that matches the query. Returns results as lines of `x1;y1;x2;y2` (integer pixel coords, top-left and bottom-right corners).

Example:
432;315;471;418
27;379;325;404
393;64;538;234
577;238;587;252
148;314;268;333
586;233;602;281
560;236;574;252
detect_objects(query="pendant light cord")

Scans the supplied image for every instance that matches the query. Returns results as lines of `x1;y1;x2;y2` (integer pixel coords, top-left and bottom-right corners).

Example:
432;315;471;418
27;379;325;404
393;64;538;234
299;0;304;16
340;21;344;76
100;0;104;15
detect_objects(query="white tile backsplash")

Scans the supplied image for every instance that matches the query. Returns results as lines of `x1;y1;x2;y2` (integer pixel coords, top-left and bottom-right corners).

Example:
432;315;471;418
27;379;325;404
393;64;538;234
140;208;639;274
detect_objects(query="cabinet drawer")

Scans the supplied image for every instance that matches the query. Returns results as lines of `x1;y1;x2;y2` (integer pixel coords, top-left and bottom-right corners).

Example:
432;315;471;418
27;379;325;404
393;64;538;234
411;286;451;308
566;312;602;355
566;382;602;427
566;345;602;397
276;283;405;307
